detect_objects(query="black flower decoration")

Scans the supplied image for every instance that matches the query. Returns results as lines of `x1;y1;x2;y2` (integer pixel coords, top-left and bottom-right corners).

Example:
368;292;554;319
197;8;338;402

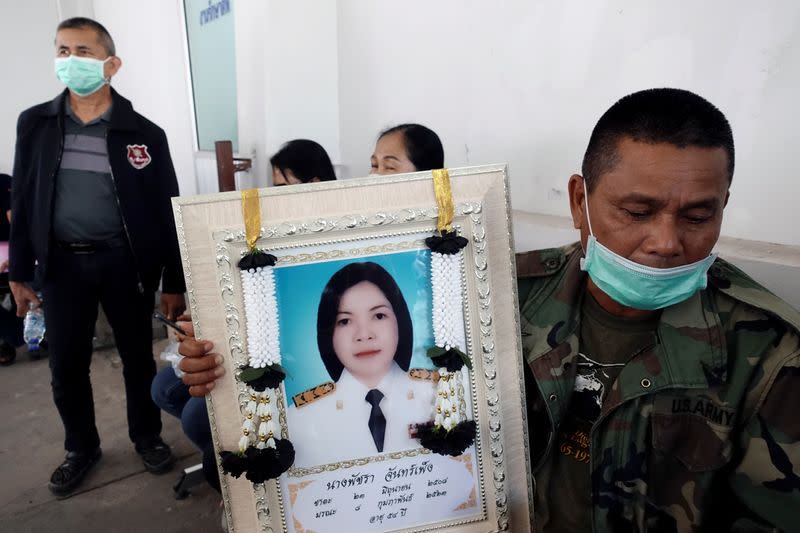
425;230;468;255
245;439;296;484
427;346;472;372
220;440;296;483
238;251;278;270
219;451;248;478
416;420;477;456
239;364;286;391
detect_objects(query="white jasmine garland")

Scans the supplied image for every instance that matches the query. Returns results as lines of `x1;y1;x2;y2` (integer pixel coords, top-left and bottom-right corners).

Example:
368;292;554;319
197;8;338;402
235;260;284;453
238;392;258;452
255;390;279;450
431;252;466;352
240;265;281;368
238;390;281;452
430;250;469;431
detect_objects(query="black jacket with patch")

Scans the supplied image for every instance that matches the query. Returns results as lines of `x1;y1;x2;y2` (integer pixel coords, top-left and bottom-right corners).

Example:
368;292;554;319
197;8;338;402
10;88;185;294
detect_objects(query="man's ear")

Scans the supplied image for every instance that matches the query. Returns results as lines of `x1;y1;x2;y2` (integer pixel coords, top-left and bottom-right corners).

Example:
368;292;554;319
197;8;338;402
105;56;122;80
568;174;586;230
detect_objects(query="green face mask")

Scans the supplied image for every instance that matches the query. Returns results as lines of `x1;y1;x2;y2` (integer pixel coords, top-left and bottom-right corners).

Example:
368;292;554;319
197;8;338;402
54;56;110;96
579;184;717;310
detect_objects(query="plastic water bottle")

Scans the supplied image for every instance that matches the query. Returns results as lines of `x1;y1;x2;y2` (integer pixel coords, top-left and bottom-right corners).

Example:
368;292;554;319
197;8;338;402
23;304;46;352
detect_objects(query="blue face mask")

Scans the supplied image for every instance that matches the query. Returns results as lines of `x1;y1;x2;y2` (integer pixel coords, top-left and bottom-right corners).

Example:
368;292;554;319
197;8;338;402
579;188;717;310
54;56;110;97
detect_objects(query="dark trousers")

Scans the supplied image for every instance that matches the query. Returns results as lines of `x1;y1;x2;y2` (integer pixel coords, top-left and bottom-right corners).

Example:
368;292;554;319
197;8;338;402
43;245;162;453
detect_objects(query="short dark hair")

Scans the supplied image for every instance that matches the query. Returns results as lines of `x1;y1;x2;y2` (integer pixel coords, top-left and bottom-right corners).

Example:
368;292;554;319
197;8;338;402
56;17;116;56
379;123;444;171
316;262;413;382
582;88;734;191
270;139;336;183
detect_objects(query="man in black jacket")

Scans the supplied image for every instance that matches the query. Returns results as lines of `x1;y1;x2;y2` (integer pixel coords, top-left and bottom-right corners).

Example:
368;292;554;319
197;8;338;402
9;17;186;497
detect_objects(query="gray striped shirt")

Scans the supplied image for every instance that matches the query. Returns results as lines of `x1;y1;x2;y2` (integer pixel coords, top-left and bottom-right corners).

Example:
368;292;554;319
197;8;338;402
53;101;124;241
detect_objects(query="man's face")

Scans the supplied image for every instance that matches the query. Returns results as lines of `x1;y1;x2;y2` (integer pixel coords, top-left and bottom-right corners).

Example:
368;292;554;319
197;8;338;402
55;27;120;80
569;137;730;269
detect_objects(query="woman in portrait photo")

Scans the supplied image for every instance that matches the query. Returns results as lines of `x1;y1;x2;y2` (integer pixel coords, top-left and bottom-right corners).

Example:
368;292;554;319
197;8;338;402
286;261;436;468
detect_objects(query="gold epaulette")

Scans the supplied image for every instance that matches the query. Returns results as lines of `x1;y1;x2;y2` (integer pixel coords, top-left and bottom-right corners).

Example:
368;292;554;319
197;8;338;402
293;381;335;408
409;368;440;382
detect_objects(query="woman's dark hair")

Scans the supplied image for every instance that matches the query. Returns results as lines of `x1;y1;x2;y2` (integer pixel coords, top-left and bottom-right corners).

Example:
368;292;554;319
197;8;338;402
270;139;336;183
378;124;444;171
316;262;413;381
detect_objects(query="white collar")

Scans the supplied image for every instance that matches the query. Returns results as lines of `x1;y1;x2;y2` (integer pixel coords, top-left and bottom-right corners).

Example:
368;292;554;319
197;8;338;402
338;362;405;402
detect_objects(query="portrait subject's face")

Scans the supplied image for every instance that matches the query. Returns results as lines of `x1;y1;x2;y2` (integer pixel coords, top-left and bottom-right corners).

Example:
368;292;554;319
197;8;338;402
332;281;399;387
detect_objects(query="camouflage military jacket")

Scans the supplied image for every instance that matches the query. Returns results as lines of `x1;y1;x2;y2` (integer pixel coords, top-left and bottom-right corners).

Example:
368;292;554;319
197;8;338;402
516;243;800;532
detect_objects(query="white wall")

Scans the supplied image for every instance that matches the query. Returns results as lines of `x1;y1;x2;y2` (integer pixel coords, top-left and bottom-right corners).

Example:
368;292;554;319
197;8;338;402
337;0;800;247
262;0;341;176
5;1;799;250
0;0;62;174
93;0;198;196
232;0;342;190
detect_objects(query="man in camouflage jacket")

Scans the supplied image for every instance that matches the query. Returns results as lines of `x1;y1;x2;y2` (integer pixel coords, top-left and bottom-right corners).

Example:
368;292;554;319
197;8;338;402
518;244;800;531
517;89;800;532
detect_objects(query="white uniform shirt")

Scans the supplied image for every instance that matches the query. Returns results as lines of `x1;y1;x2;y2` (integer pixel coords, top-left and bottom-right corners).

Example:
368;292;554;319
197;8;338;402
287;362;436;468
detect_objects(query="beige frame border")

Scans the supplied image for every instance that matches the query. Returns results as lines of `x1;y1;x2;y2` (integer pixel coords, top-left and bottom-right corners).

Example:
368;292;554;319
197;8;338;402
172;165;533;532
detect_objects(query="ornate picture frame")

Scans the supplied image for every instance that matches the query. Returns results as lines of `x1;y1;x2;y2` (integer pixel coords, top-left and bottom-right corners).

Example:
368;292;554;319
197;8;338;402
172;165;532;532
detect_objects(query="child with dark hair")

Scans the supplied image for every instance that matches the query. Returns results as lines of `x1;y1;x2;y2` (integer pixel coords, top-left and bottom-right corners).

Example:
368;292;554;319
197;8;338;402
287;261;435;467
370;123;444;175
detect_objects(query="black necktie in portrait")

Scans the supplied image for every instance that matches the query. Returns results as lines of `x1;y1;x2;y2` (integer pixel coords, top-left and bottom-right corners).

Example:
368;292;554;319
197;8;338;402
365;389;386;452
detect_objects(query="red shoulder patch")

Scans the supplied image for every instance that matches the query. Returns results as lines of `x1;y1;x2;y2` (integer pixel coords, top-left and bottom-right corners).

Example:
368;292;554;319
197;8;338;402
126;144;151;170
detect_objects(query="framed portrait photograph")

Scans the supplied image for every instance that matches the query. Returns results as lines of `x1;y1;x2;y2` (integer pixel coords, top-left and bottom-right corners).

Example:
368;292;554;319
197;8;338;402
173;165;532;532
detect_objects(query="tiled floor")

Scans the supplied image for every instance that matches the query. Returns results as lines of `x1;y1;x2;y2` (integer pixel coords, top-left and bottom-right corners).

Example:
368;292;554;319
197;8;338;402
0;341;222;533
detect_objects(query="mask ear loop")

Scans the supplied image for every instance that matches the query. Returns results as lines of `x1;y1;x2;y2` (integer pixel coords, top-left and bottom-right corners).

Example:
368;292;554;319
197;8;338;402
102;57;113;84
583;178;595;236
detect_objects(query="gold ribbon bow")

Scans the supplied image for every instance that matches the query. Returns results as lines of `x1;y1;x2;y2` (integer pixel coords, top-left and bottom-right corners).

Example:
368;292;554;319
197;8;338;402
432;168;454;233
241;188;261;251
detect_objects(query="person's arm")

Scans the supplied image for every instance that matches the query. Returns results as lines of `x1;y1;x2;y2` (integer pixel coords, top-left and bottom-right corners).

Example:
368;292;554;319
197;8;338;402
153;128;185;319
728;355;800;531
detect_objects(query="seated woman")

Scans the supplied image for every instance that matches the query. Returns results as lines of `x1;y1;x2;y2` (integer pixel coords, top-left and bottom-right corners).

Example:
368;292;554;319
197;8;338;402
287;262;435;467
270;139;337;185
151;139;336;491
370;123;444;175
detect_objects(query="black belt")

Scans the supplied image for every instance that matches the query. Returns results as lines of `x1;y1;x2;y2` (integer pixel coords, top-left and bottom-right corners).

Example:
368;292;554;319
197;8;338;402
56;237;127;254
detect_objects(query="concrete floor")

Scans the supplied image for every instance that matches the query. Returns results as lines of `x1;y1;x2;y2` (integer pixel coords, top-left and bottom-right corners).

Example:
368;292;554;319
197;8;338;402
0;340;222;533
